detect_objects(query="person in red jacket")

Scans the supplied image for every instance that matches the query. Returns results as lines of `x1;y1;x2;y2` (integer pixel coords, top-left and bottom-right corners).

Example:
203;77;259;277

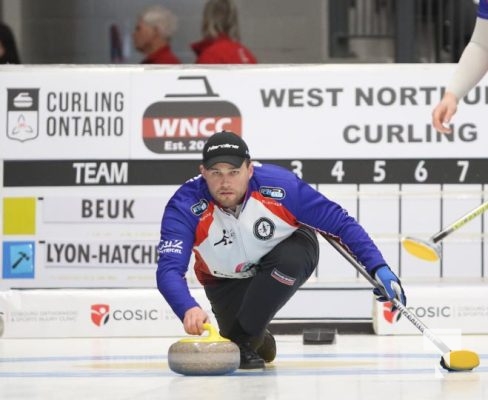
133;5;181;64
191;0;257;64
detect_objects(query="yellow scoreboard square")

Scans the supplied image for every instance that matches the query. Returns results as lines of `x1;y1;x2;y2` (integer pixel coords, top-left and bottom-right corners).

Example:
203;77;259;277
3;197;36;235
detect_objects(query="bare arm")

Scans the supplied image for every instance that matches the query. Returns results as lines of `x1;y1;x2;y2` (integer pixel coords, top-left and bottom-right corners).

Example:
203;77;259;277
432;17;488;133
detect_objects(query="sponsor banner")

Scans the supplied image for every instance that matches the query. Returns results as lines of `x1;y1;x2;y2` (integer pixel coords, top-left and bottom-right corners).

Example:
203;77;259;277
1;65;488;160
41;196;166;223
130;66;488;159
1;70;131;159
373;284;488;335
0;286;373;339
0;288;213;338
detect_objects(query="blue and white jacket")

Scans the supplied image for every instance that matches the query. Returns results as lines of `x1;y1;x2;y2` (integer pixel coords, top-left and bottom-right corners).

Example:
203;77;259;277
157;163;387;320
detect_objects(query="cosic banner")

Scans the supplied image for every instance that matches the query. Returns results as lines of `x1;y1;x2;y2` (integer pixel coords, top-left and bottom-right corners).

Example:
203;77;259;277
0;288;214;338
373;284;488;335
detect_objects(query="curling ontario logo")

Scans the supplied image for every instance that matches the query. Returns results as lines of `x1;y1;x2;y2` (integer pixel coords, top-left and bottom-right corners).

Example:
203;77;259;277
7;89;40;142
142;76;242;154
91;304;110;326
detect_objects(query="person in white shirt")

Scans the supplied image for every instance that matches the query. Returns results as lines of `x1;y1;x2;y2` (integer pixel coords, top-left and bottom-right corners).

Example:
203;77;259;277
432;2;488;133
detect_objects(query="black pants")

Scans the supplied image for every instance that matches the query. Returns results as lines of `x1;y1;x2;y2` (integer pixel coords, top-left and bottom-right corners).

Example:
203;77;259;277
204;226;319;340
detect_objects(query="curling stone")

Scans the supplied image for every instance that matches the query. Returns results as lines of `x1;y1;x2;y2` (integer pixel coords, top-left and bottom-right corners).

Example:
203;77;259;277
168;323;240;376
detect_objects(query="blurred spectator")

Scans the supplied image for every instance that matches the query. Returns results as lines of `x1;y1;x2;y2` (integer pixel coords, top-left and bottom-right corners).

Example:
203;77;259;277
133;5;180;64
110;24;124;63
0;22;21;64
191;0;257;64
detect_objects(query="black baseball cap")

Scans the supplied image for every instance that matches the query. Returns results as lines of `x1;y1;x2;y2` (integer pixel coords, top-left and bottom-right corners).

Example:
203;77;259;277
202;131;250;169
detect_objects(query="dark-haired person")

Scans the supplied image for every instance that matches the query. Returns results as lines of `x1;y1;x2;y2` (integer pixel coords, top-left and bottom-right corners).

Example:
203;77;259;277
156;131;406;369
0;22;21;64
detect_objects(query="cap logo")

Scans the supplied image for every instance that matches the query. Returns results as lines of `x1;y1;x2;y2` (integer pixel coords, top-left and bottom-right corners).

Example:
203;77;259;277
207;143;239;152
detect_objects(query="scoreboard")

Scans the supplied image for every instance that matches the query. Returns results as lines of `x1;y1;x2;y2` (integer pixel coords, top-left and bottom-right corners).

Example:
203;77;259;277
4;158;488;185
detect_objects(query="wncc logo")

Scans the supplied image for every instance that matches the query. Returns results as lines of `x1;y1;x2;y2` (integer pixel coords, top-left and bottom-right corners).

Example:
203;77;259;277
142;76;242;154
90;304;159;326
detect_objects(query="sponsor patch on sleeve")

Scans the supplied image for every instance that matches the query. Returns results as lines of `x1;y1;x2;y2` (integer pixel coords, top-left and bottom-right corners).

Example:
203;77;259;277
191;199;209;215
259;186;286;200
158;239;183;255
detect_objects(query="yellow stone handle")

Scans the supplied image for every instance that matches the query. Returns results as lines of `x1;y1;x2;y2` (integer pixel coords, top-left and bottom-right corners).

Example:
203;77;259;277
179;323;230;343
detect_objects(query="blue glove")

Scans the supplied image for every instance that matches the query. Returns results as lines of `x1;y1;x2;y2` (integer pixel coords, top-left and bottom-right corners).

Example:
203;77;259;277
373;265;406;314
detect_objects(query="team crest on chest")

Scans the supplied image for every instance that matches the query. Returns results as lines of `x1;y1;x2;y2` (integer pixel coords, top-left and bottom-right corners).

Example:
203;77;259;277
253;217;275;240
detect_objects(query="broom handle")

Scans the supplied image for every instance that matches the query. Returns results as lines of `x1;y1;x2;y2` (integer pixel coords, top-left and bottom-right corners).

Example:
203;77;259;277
432;201;488;243
322;234;451;355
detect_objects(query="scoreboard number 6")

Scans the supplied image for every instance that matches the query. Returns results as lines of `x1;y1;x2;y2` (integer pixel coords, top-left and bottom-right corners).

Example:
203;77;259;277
414;160;428;182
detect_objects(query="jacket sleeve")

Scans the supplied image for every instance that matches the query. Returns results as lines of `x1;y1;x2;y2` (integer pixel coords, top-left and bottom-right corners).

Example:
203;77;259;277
156;195;200;321
291;177;387;274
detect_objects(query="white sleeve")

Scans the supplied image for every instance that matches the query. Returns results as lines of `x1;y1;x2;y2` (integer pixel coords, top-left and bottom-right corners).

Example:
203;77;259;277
446;17;488;100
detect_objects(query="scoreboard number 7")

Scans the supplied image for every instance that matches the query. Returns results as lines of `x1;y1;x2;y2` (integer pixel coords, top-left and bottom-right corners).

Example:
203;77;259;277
457;160;469;182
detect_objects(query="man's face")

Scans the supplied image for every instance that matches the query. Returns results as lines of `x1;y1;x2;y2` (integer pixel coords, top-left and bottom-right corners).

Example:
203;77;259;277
200;161;253;209
133;19;156;53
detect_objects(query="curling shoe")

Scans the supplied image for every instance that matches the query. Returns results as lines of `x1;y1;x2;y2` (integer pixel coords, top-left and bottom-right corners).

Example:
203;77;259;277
256;330;276;363
237;341;265;369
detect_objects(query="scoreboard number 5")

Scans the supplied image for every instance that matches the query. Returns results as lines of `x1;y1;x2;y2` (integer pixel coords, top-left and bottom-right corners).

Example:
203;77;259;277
373;160;386;182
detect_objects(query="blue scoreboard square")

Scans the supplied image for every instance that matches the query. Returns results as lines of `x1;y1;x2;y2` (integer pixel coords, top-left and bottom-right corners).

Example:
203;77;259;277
2;241;35;279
